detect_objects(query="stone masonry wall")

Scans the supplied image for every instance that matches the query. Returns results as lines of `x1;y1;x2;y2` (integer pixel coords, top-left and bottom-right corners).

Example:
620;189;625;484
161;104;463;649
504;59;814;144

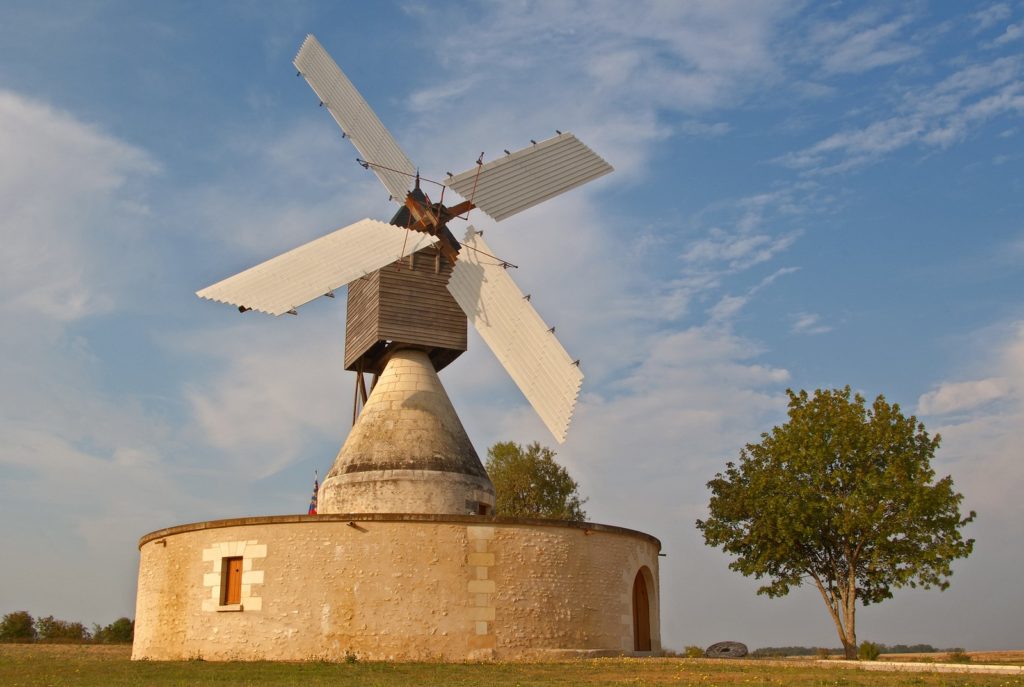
132;515;660;661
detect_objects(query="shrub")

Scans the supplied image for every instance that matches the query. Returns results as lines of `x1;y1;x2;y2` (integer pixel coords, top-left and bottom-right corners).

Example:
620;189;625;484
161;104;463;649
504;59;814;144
0;611;36;642
752;646;841;657
858;641;882;661
684;645;704;658
946;649;972;663
885;644;937;654
815;647;832;659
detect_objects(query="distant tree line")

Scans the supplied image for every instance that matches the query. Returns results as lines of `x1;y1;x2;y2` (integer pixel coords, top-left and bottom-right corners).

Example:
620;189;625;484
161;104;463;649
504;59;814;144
0;611;133;644
751;644;963;658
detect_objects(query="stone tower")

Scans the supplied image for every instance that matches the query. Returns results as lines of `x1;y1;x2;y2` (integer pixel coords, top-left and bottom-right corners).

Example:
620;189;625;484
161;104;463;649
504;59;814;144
319;229;494;515
318;348;494;515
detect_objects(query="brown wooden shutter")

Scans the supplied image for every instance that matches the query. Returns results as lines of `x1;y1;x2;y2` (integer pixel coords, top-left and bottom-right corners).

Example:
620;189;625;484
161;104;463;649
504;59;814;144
223;557;243;605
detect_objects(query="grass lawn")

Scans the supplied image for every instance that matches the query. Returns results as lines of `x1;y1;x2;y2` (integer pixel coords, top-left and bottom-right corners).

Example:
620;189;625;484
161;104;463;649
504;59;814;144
2;645;1022;686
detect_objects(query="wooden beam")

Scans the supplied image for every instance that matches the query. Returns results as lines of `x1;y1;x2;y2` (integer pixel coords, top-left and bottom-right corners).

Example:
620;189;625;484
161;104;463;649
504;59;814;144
442;200;475;219
353;359;369;425
404;196;438;230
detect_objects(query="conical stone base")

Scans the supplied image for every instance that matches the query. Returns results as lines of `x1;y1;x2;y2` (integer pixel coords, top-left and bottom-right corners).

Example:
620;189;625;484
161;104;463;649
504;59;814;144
319;348;495;515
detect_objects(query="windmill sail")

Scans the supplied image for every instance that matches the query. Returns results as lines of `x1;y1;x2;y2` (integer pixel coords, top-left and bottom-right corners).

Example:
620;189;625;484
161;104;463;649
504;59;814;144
444;133;612;222
197;219;437;316
447;228;583;443
294;34;416;201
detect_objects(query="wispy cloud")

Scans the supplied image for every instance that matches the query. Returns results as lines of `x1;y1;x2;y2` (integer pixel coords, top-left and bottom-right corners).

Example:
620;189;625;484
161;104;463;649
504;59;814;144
683;229;801;270
400;0;792;185
409;77;477;113
790;311;832;335
990;22;1023;47
708;267;799;324
778;55;1024;173
972;3;1012;32
811;12;921;75
636;183;820;327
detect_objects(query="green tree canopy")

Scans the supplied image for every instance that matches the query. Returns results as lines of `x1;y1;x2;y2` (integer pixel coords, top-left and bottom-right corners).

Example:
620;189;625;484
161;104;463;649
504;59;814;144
0;611;36;642
696;387;975;659
92;617;134;644
486;441;588;521
36;615;90;643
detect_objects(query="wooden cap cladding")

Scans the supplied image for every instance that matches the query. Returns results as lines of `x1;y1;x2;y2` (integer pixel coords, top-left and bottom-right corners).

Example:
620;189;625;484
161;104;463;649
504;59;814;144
344;245;467;373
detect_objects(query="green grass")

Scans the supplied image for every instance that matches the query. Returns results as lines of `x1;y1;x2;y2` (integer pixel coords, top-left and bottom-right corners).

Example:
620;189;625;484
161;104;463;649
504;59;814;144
1;645;1021;686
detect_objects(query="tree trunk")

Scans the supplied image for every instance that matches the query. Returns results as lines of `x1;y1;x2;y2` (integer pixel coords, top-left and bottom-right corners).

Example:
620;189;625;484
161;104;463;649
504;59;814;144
832;602;857;659
841;562;857;659
811;573;858;660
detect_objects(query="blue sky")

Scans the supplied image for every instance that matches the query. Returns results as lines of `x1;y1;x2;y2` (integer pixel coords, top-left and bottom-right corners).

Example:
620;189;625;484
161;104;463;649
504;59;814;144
1;1;1022;650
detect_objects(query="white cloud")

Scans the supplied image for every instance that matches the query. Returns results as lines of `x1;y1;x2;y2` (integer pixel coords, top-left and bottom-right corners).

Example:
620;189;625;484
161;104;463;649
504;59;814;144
0;90;158;320
180;314;351;480
918;322;1024;523
0;90;201;625
918;377;1011;415
791;311;832;335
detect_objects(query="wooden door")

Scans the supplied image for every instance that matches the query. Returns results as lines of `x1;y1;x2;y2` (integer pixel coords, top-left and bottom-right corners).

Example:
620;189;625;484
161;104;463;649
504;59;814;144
632;570;651;651
224;557;243;605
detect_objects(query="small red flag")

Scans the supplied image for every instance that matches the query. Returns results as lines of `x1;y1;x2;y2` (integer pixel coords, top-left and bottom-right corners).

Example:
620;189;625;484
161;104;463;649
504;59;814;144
308;471;319;515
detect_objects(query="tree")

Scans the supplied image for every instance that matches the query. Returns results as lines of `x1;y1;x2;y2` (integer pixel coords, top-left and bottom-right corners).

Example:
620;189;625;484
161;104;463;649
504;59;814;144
696;387;975;660
486;441;588;521
0;611;36;642
36;615;90;643
92;617;134;643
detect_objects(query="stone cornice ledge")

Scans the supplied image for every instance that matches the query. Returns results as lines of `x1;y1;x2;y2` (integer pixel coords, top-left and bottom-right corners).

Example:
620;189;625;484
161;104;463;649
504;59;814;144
138;513;661;550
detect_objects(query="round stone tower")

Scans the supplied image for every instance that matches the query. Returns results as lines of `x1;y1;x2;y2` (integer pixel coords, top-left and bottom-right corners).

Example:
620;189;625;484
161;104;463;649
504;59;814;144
318;348;495;515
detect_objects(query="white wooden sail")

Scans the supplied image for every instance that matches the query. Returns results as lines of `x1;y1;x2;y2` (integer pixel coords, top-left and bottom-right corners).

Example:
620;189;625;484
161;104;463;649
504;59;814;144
294;34;416;201
444;133;612;221
197;219;436;316
447;228;583;443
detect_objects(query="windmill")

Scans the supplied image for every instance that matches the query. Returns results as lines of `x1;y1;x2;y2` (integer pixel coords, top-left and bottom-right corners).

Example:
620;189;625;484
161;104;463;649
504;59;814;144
197;35;613;515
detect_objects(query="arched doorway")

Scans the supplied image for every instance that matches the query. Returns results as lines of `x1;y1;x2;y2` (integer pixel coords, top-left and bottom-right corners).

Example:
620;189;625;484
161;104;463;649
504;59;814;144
632;568;651;651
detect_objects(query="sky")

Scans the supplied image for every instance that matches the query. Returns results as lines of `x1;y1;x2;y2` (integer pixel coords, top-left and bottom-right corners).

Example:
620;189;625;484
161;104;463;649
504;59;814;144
0;0;1022;651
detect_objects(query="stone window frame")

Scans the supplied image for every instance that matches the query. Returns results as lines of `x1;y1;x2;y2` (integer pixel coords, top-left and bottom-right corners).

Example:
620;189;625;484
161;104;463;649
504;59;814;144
201;540;267;612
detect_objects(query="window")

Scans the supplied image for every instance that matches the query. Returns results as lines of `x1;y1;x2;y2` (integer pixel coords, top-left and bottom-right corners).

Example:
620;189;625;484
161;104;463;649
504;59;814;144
221;557;243;606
